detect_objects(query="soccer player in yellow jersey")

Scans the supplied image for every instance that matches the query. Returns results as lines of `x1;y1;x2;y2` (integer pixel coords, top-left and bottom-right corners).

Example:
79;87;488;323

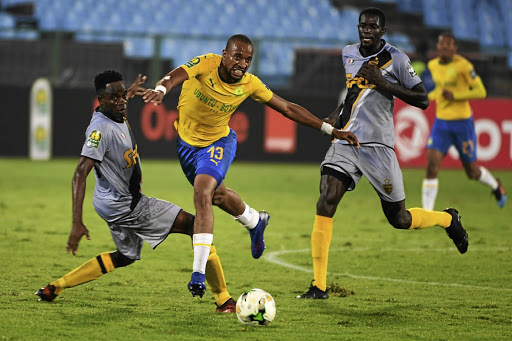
422;32;507;210
142;34;359;298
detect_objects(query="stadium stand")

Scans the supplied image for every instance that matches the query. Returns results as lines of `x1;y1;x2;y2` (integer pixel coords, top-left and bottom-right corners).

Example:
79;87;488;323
0;0;510;96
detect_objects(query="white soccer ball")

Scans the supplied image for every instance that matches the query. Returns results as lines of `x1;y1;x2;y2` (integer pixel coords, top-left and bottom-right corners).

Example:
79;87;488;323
236;288;276;326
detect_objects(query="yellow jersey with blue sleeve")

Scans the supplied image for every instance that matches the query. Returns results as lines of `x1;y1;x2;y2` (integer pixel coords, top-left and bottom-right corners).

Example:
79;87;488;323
427;54;486;120
175;53;273;147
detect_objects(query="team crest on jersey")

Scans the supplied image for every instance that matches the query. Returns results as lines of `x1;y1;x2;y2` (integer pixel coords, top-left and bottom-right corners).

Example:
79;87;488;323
234;86;244;96
406;61;417;77
86;130;101;148
383;179;393;194
185;57;201;68
469;69;477;79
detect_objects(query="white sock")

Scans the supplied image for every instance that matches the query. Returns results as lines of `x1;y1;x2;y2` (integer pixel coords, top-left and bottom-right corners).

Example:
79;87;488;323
478;166;498;190
422;178;439;211
192;233;213;275
233;203;260;230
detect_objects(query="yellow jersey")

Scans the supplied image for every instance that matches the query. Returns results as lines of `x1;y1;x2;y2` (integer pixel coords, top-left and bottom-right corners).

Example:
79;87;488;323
427;54;486;120
175;53;273;147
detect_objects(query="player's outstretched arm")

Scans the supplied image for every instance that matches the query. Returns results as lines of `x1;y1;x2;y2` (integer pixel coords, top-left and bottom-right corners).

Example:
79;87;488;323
265;94;359;147
127;74;147;99
142;67;189;105
68;157;95;255
359;64;429;109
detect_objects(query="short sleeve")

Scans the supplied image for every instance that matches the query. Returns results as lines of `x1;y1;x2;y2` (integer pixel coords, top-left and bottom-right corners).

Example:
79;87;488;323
180;53;220;79
461;59;481;87
249;75;273;103
81;123;108;162
395;52;422;90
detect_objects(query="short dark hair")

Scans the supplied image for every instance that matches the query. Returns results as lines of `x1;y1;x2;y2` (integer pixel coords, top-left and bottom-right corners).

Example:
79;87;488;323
359;7;386;28
94;69;124;95
439;31;456;43
225;34;253;50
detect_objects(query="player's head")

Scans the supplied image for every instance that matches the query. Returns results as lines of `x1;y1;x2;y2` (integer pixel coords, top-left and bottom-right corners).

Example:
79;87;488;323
221;34;254;82
94;69;127;118
358;7;386;51
436;32;456;62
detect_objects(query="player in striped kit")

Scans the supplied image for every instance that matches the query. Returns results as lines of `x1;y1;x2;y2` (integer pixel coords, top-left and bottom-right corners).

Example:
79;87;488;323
36;70;236;312
298;8;469;299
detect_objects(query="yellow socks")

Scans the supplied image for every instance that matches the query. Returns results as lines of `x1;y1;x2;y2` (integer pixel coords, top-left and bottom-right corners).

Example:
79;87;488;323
50;252;115;295
205;245;231;306
311;215;333;292
408;208;452;230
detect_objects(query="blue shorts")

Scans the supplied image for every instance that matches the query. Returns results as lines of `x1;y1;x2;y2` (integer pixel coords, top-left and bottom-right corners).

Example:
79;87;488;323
427;117;477;163
176;129;237;188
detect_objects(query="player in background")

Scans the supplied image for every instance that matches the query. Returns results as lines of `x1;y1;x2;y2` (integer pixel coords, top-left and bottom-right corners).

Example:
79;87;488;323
142;34;359;299
36;70;237;313
422;32;506;210
297;8;469;300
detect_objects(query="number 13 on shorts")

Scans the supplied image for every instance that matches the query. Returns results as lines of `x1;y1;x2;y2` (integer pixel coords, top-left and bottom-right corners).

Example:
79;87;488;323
208;146;223;166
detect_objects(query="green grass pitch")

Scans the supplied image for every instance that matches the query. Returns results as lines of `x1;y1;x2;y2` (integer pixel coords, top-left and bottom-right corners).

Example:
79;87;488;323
1;158;511;340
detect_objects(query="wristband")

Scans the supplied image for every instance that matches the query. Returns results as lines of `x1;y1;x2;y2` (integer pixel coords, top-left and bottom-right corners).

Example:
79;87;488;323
320;122;334;135
155;85;167;95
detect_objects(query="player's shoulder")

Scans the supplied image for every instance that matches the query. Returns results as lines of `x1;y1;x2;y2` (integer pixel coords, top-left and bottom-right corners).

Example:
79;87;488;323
88;112;114;133
182;53;221;70
202;53;221;62
453;54;473;68
342;43;359;57
383;43;409;60
427;57;440;68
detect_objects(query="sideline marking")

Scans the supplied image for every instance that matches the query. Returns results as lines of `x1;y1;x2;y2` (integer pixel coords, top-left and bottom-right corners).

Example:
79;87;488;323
264;248;512;292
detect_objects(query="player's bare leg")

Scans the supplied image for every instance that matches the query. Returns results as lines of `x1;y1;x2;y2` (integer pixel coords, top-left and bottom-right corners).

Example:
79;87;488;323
382;199;468;254
213;184;270;259
188;174;217;298
463;162;506;208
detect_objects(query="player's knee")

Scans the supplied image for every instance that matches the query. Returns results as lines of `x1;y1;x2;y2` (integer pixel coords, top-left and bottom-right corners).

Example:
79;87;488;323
316;193;338;217
110;251;136;268
387;214;410;229
212;190;224;206
465;168;480;180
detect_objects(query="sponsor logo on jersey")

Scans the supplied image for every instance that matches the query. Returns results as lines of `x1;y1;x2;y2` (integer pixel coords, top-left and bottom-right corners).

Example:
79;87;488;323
383;179;393;194
347;58;355;64
406;61;417;77
185;57;201;68
469;69;477;79
86;130;101;148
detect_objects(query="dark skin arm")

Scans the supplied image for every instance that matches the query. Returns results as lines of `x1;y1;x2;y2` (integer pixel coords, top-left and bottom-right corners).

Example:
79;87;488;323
358;64;429;109
323;101;344;126
68;156;95;255
266;94;359;147
141;67;190;105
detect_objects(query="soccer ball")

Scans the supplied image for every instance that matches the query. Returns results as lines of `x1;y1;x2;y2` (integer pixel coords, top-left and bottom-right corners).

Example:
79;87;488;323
236;288;276;326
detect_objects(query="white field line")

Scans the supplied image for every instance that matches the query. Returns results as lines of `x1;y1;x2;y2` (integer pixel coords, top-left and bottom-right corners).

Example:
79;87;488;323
263;248;512;292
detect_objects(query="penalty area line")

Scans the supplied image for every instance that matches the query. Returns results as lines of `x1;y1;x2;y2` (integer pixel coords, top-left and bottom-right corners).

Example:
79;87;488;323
263;248;512;292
